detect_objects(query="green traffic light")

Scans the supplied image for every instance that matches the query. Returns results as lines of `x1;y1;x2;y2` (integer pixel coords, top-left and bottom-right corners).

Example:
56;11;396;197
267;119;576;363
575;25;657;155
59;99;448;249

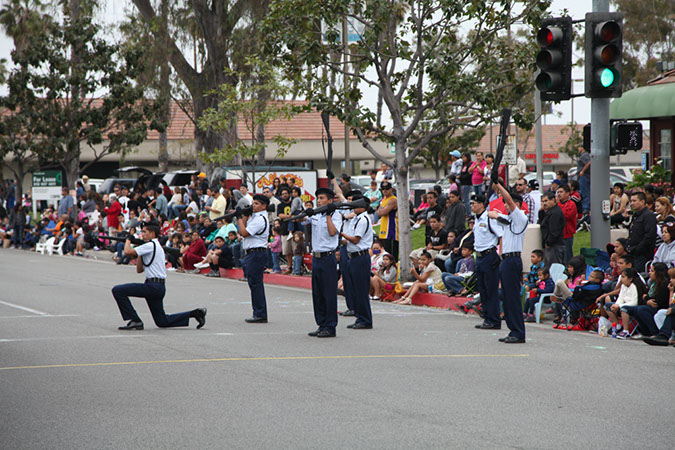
600;68;615;87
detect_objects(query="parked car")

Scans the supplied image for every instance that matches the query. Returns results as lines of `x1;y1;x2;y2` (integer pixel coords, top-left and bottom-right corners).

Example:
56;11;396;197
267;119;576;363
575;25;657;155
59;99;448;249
98;178;136;195
163;170;200;189
114;166;166;192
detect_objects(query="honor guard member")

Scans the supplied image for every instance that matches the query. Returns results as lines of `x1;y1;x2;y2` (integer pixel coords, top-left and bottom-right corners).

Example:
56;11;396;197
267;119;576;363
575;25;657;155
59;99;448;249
302;187;342;337
340;194;374;329
112;222;207;330
239;194;270;323
470;194;504;330
489;181;528;343
338;189;358;317
329;176;355;317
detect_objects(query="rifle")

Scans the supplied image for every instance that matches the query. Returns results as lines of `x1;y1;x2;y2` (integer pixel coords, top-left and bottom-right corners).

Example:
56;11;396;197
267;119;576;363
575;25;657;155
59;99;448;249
287;197;371;221
212;206;253;223
100;235;182;260
487;108;512;205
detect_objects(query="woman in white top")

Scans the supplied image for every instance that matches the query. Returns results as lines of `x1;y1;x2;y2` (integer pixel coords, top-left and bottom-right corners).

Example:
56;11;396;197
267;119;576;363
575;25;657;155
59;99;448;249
654;223;675;268
186;193;200;218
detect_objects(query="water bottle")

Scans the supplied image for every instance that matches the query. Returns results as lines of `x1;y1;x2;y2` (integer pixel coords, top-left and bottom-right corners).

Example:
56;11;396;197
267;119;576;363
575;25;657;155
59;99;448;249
600;325;607;337
611;322;617;338
426;278;434;293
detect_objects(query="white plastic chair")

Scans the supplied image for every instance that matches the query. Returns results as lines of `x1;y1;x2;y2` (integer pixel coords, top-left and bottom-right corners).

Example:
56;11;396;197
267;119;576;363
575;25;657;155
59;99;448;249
48;237;66;256
534;263;567;323
36;237;55;255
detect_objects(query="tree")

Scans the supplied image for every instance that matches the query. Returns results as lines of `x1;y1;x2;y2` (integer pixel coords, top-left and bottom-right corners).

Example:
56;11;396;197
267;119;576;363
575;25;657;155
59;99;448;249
130;0;271;176
557;122;583;164
415;126;486;179
265;0;550;276
611;0;675;89
0;78;43;204
9;13;161;189
198;58;307;191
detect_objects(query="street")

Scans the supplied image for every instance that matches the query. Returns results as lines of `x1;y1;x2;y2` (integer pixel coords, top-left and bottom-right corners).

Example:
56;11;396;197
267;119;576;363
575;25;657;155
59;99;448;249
0;249;673;449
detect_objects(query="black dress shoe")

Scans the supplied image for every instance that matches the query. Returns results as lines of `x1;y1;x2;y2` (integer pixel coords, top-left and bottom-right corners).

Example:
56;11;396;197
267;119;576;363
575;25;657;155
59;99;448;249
118;320;144;330
308;329;321;337
245;317;268;323
340;309;355;316
347;322;373;329
317;330;336;337
193;308;207;329
503;336;526;343
475;322;501;330
644;334;669;346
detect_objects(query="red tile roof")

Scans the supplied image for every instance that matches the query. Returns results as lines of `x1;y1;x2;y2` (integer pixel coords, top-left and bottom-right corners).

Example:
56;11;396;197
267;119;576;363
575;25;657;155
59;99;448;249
146;100;357;141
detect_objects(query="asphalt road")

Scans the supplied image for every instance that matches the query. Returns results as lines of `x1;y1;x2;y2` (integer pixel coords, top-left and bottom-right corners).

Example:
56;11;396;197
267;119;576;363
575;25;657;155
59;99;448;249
0;249;673;449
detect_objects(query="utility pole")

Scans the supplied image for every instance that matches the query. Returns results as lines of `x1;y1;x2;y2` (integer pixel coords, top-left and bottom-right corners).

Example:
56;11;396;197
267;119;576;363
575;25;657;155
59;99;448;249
589;0;611;248
534;86;543;188
342;16;351;176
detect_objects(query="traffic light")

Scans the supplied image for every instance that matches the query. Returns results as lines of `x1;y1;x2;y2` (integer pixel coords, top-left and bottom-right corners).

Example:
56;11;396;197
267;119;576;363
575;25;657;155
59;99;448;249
585;12;623;98
535;17;573;101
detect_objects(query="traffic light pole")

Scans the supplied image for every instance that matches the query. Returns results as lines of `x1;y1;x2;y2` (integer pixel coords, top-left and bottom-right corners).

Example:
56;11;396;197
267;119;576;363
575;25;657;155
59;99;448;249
590;0;611;249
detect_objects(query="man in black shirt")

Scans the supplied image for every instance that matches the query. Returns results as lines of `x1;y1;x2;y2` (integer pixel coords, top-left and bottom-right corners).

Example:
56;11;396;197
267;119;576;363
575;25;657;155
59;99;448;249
627;191;657;271
413;191;444;231
540;191;565;266
409;214;448;266
275;187;294;274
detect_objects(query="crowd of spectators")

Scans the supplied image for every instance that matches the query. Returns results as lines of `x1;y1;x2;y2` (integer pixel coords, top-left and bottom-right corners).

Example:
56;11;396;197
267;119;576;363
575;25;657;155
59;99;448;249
1;157;674;346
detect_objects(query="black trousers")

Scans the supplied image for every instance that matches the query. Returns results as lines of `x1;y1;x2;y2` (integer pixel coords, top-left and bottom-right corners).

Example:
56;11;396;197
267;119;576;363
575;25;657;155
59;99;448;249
112;281;190;327
312;255;338;333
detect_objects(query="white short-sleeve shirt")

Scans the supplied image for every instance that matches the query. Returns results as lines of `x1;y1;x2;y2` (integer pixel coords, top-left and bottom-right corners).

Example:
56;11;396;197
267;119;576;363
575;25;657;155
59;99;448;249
135;239;167;279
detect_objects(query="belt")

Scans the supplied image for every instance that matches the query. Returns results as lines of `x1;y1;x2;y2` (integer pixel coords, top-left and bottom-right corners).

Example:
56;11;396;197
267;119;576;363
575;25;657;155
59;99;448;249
502;252;521;258
475;247;496;257
145;278;165;284
312;250;336;259
243;247;267;256
349;250;370;259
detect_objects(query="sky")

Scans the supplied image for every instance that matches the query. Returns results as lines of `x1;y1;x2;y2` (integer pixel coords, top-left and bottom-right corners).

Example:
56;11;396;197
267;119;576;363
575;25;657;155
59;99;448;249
0;0;601;126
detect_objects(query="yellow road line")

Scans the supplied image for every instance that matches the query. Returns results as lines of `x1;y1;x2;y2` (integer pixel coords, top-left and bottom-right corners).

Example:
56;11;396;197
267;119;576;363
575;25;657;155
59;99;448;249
0;354;528;371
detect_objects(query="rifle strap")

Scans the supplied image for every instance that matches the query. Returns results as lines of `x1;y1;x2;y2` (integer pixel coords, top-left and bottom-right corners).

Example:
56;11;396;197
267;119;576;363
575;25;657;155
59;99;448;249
143;241;156;267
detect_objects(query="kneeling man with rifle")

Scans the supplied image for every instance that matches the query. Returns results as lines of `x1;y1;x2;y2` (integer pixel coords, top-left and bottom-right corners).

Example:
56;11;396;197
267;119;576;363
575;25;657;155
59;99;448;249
111;222;207;330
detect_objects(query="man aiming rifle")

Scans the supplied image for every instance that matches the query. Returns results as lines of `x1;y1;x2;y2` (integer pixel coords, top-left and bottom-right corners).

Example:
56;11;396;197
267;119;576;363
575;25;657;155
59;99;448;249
111;222;207;330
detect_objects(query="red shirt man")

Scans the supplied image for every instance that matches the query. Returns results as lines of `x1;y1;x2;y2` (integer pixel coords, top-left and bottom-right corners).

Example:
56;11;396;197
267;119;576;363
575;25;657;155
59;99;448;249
556;186;577;239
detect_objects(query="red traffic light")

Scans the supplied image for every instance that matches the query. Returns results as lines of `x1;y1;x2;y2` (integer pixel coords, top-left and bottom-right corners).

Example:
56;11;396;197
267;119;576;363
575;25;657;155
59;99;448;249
597;21;621;43
537;26;562;47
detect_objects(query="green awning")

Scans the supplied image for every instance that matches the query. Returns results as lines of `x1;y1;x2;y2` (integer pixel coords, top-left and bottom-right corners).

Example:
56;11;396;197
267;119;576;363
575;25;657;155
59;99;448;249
610;82;675;120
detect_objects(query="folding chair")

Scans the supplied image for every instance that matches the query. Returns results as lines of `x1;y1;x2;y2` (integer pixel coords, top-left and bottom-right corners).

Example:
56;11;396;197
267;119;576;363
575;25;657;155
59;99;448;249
534;263;566;323
48;237;67;256
555;282;603;331
36;236;54;255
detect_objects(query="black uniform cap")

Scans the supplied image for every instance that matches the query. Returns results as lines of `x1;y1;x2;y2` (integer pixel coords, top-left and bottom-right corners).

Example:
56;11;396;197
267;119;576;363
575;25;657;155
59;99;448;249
315;187;335;199
253;193;270;206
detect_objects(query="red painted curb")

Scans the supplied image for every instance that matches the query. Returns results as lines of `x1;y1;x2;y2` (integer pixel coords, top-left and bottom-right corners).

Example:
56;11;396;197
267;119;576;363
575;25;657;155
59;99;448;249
218;267;473;310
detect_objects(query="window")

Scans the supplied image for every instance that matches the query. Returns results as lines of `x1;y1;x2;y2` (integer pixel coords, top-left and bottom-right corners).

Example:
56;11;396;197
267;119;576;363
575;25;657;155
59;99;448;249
659;129;672;171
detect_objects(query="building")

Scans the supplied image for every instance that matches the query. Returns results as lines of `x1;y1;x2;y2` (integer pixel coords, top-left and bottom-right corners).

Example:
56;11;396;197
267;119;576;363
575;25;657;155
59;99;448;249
610;68;675;184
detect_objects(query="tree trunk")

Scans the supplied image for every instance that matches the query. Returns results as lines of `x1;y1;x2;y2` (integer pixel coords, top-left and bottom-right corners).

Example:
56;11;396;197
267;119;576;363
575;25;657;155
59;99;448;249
157;0;170;173
394;141;413;280
193;93;232;178
12;160;24;205
65;154;79;192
